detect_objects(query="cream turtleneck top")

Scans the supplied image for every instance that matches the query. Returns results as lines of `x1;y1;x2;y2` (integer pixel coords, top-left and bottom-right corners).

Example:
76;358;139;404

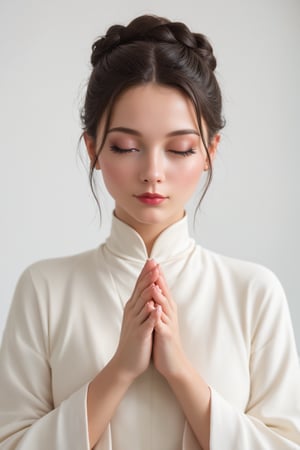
0;215;299;449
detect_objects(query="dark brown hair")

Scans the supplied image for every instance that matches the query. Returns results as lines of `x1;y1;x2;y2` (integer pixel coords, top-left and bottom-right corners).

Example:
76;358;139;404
81;15;225;218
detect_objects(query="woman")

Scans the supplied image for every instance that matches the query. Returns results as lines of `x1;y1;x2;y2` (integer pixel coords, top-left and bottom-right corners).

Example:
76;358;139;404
0;15;299;450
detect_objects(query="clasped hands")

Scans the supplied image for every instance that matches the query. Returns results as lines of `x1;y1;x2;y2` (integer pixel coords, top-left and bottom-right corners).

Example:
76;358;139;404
113;258;187;383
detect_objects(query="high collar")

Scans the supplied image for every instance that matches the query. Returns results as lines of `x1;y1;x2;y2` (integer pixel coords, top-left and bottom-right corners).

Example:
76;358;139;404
104;214;195;263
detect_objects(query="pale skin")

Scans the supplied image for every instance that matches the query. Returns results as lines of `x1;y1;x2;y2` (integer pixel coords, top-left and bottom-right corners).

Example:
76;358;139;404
84;83;220;450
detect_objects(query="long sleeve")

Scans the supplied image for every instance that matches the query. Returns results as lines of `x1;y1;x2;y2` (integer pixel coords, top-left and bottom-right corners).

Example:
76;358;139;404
1;216;300;449
0;268;90;450
208;269;300;449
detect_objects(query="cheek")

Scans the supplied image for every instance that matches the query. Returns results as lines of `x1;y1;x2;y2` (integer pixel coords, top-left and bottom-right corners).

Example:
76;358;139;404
171;160;205;190
100;160;132;191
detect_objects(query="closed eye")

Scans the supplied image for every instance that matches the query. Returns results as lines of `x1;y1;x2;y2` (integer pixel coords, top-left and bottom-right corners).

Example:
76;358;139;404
110;145;139;154
168;149;196;157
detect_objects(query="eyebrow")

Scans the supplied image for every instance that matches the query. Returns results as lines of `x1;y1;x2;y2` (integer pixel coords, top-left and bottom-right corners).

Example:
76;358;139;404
107;126;200;137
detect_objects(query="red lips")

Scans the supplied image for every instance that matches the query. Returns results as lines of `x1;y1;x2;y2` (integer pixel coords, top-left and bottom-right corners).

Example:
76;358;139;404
135;192;167;205
136;192;166;199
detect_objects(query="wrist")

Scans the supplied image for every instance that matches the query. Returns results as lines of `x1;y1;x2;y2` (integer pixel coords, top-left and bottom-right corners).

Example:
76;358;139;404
109;354;140;386
162;354;193;384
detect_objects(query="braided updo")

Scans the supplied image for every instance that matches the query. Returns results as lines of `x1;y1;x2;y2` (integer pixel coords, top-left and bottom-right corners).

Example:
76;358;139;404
90;16;217;71
81;15;225;214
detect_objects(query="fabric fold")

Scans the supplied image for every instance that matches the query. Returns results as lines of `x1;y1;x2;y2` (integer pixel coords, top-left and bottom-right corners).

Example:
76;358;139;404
0;214;299;448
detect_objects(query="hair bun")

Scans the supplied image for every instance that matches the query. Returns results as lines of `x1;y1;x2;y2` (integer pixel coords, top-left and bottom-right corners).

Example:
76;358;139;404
193;33;216;71
157;22;217;71
91;15;216;72
91;25;125;67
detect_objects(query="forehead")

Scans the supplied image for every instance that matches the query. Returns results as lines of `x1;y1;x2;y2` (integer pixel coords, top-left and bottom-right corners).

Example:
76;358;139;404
107;83;199;138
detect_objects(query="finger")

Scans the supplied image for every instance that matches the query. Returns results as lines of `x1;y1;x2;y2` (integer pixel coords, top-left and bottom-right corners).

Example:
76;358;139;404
141;305;162;334
156;269;174;308
137;300;155;324
139;258;156;279
126;260;155;309
131;264;160;306
151;284;171;315
156;265;171;295
154;316;166;334
133;279;172;317
133;283;156;315
132;259;156;294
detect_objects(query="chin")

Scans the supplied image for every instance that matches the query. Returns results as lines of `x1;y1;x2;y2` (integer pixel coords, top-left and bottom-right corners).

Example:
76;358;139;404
134;210;181;227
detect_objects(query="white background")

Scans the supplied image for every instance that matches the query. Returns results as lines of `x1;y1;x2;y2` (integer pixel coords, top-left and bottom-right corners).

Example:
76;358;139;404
0;0;299;351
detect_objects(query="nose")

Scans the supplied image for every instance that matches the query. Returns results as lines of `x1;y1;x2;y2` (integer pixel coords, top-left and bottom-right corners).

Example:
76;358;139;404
140;149;165;184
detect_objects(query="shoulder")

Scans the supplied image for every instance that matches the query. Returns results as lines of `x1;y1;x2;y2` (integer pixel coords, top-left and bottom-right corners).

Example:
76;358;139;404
200;246;283;292
31;247;99;275
198;247;293;349
6;247;105;330
3;246;112;344
198;246;288;323
14;247;101;298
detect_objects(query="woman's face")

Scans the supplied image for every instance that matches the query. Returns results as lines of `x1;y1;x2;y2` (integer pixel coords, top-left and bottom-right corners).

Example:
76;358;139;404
86;83;219;235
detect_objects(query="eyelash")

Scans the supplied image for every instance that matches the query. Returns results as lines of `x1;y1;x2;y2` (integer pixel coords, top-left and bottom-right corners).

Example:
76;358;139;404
170;149;196;157
109;145;196;157
110;145;138;154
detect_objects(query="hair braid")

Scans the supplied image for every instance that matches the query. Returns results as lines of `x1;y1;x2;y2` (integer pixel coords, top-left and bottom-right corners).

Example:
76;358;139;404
91;15;216;71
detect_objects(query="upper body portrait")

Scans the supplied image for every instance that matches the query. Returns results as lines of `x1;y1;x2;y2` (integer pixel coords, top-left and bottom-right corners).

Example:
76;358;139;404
0;14;299;450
